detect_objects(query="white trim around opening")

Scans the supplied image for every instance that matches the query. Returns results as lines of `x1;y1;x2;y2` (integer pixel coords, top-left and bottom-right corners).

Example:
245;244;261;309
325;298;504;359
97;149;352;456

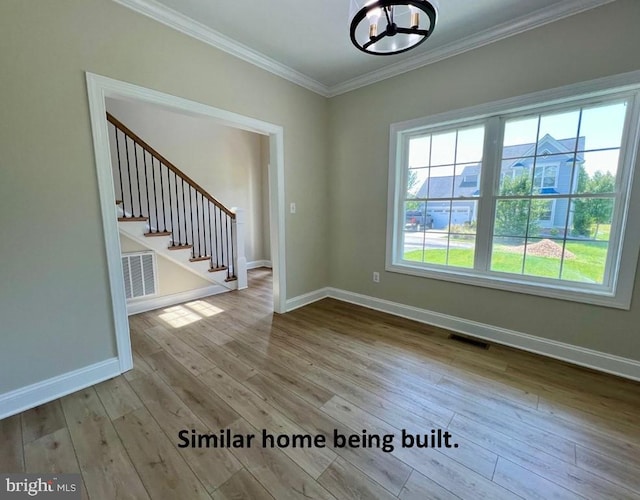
85;72;287;374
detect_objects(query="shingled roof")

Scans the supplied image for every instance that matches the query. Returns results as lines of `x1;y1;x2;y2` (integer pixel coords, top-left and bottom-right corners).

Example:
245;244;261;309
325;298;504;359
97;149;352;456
414;135;585;200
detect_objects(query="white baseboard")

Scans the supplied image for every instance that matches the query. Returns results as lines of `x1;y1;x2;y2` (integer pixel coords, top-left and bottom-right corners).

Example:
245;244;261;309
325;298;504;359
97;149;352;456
247;260;272;269
285;287;330;312
0;358;121;420
286;287;640;382
127;285;229;315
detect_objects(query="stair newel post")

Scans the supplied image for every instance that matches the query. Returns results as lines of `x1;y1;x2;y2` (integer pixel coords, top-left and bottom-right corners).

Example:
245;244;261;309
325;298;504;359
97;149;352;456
231;208;247;289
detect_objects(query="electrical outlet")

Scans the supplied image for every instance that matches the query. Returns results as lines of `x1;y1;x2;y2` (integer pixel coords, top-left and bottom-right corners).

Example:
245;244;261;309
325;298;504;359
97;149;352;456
290;202;296;214
373;271;380;283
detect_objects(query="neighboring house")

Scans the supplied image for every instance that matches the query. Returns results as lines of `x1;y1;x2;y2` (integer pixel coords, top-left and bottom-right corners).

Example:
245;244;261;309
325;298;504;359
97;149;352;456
414;165;481;229
414;134;585;230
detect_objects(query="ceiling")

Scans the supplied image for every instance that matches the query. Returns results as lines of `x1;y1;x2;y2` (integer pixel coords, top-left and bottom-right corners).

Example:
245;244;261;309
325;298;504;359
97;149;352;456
116;0;615;96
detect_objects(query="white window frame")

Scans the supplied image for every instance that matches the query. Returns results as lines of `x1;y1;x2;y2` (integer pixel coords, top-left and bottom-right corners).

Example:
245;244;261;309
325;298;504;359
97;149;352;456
386;71;640;309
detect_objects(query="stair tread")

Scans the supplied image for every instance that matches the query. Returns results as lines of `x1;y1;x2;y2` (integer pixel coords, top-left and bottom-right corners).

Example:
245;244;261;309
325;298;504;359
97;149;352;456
209;265;229;273
168;244;192;250
224;276;238;282
190;256;211;262
118;216;148;222
145;231;172;237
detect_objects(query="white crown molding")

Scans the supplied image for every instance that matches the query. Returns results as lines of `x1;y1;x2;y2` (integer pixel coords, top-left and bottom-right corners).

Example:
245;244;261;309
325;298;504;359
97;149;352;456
114;0;614;98
328;0;616;96
112;0;331;96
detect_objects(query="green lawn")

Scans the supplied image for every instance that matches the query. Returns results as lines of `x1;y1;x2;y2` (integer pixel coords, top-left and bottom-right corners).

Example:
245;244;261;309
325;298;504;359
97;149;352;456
404;240;608;283
593;224;611;241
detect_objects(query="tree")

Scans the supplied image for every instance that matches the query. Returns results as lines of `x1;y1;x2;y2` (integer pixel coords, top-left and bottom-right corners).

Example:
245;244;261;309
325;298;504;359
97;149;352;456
572;166;591;237
495;172;543;240
586;171;615;239
405;170;422;211
572;168;615;239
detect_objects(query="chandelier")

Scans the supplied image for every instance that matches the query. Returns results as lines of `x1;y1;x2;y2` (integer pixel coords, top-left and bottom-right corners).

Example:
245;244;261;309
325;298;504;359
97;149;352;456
349;0;438;56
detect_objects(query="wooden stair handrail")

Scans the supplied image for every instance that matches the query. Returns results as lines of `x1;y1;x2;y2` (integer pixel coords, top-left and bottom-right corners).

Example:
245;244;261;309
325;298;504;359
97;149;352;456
106;112;235;219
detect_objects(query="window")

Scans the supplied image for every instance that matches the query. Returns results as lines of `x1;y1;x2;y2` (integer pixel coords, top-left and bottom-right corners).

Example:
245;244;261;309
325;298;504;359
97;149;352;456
462;173;479;187
387;74;640;308
538;200;554;222
533;165;557;190
404;124;484;269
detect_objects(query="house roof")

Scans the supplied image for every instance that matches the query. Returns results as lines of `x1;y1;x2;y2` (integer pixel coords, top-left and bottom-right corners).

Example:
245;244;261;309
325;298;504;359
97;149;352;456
503;135;586;165
414;135;585;199
416;165;480;199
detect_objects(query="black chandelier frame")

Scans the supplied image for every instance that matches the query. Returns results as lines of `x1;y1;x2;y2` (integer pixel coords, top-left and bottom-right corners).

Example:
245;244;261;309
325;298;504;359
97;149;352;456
350;0;437;56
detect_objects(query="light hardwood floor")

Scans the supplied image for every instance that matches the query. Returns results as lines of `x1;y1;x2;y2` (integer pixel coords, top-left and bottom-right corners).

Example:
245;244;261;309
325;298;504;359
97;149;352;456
2;268;640;499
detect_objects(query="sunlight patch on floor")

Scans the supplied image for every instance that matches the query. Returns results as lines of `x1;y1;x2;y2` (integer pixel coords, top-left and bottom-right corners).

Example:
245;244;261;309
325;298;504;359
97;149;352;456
157;300;224;328
184;300;224;317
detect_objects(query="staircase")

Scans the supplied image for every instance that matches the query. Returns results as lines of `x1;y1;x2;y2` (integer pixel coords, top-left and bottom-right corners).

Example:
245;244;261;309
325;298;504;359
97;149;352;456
107;112;247;292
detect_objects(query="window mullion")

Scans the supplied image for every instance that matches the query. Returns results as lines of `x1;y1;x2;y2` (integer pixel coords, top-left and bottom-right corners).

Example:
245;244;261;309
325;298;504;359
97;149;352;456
474;116;502;271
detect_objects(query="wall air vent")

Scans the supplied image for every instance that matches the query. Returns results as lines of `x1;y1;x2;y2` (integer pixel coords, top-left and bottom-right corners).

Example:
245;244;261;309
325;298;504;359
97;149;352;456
449;334;490;350
121;251;157;299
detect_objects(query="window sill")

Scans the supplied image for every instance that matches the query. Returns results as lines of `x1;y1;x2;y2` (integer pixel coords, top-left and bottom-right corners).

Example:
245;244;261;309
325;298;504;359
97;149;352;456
386;261;630;310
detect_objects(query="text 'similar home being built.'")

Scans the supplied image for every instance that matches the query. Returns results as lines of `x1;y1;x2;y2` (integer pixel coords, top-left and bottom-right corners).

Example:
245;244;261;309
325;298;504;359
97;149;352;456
2;1;640;499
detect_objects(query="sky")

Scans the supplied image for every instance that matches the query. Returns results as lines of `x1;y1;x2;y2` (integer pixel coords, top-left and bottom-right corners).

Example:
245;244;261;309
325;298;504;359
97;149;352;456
407;100;628;193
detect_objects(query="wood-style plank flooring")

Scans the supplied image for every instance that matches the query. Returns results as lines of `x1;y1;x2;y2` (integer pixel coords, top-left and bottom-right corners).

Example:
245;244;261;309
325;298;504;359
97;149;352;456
3;268;640;499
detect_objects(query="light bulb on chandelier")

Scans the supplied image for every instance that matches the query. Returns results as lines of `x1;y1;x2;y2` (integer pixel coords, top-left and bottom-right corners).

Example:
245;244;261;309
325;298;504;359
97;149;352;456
349;0;438;56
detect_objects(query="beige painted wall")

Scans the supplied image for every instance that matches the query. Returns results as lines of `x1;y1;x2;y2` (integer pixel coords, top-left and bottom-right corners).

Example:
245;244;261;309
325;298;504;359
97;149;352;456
2;0;640;399
120;235;211;296
328;0;640;360
106;98;269;264
0;0;328;394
